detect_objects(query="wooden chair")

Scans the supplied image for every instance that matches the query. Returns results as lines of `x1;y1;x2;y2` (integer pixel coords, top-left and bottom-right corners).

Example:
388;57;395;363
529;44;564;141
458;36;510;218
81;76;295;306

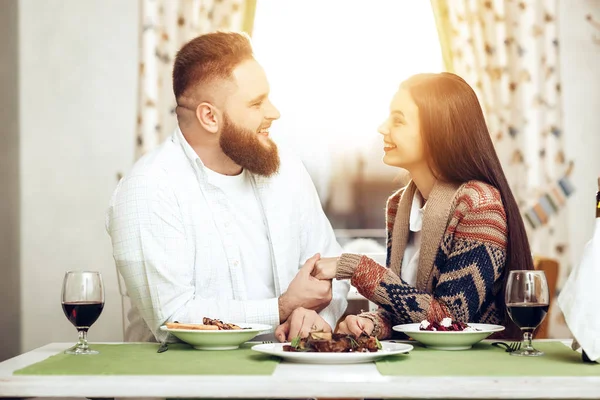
533;256;559;338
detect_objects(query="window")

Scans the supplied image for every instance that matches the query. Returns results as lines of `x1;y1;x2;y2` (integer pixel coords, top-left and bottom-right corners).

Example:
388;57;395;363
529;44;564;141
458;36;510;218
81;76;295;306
252;0;444;236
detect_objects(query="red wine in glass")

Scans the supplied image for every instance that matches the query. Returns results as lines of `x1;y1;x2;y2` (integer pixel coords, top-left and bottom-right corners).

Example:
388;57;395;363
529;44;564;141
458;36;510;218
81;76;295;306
61;271;104;355
505;270;549;356
506;303;549;332
62;301;104;331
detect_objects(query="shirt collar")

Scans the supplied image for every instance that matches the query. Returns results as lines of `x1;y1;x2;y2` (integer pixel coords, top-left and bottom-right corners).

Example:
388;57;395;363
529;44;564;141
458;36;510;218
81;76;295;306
173;125;215;186
409;190;426;232
174;125;205;166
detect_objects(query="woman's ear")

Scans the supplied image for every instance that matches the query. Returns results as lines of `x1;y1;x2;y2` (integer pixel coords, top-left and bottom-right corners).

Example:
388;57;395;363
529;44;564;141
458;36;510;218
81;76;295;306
196;102;219;134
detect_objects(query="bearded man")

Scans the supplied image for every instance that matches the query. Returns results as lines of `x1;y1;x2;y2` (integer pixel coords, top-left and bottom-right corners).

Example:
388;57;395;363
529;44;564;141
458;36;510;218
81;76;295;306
106;31;349;343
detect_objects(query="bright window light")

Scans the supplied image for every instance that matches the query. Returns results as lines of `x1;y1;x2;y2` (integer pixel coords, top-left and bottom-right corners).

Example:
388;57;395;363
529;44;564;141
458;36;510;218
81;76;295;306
252;0;444;197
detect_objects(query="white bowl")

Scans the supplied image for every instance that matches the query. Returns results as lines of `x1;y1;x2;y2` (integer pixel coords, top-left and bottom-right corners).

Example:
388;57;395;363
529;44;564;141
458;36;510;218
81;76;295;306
392;323;505;350
159;323;271;350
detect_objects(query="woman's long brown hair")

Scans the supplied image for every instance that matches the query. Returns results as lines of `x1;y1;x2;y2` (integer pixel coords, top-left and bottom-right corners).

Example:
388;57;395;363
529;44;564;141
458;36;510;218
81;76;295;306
401;72;534;339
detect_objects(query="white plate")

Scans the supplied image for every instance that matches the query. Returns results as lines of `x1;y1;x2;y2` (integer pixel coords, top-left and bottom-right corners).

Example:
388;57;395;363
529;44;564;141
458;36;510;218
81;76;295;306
251;342;412;364
159;323;271;350
392;323;505;350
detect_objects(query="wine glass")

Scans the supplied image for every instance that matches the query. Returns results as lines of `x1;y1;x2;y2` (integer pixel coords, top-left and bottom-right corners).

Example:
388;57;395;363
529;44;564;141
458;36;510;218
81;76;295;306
61;271;105;355
505;270;549;356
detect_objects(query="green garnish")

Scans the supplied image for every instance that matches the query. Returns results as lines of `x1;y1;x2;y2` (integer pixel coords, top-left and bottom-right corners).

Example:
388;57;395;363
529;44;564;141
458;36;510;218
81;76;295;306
291;335;301;348
375;337;382;350
348;335;359;349
289;335;310;351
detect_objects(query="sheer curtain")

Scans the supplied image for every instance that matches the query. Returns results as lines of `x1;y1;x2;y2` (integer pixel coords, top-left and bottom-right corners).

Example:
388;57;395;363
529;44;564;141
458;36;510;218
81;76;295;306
431;0;570;337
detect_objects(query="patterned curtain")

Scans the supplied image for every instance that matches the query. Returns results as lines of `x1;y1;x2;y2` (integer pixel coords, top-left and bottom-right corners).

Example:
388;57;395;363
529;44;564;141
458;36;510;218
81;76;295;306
136;0;256;158
430;0;570;337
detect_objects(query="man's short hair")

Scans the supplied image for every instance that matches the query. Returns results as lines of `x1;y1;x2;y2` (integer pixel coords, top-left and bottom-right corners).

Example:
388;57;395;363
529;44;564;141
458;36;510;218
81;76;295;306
172;31;254;101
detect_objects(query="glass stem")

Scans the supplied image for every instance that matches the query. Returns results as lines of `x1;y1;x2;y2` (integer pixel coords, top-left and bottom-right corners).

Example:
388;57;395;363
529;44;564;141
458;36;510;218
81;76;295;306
77;330;89;350
522;330;534;350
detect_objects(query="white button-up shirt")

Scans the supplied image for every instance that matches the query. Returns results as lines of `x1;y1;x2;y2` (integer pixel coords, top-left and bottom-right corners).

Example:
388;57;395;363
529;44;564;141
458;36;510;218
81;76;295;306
202;167;276;301
106;128;349;342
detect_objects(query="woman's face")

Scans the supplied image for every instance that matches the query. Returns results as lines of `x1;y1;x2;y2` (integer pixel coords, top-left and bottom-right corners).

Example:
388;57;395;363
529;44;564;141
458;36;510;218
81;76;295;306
378;88;426;169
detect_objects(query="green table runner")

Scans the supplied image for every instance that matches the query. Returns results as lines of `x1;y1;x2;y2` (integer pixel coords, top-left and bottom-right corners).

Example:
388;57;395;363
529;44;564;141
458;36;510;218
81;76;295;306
377;342;600;376
13;341;598;377
14;343;279;376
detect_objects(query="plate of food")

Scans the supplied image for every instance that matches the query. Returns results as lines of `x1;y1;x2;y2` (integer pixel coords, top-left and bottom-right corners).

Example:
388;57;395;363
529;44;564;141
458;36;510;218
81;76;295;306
159;317;271;350
392;318;505;350
251;331;412;364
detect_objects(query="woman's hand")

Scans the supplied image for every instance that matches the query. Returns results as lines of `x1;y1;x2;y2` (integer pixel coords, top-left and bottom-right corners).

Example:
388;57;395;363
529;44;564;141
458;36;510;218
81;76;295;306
275;307;332;342
337;315;375;337
311;257;338;280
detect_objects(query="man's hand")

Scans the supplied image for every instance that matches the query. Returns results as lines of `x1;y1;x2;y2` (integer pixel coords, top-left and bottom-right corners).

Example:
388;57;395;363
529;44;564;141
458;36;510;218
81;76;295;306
278;253;332;321
311;257;338;280
275;307;332;342
337;315;375;337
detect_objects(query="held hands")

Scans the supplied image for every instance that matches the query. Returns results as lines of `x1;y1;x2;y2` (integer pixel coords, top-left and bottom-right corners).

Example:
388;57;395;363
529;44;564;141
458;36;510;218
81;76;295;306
311;257;338;280
278;253;332;321
337;315;375;337
275;307;332;342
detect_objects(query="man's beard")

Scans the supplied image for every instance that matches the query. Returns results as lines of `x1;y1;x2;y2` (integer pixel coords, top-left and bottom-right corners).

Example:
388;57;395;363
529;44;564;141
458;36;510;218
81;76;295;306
219;113;280;177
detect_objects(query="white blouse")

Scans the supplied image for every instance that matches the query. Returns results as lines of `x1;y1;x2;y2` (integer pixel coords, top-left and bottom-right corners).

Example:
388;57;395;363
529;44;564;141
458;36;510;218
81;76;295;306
400;190;426;286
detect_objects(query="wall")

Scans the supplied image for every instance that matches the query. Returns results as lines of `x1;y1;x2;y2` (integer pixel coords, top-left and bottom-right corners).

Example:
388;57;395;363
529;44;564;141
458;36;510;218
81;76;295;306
561;0;600;276
18;0;138;352
0;0;21;362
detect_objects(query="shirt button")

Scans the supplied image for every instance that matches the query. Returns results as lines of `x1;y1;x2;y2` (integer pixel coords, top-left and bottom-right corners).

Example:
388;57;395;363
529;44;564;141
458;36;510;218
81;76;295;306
233;260;239;266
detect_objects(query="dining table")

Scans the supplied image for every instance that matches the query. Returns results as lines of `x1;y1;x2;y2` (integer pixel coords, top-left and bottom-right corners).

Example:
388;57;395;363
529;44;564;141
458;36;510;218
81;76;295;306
0;339;599;399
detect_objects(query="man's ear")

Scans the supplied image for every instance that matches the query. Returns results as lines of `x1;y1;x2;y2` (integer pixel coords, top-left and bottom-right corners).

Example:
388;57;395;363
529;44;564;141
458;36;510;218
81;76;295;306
196;102;219;134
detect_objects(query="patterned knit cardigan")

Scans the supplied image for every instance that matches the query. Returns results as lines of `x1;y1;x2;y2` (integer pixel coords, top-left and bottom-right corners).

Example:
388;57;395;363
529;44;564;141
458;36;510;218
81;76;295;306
336;180;508;339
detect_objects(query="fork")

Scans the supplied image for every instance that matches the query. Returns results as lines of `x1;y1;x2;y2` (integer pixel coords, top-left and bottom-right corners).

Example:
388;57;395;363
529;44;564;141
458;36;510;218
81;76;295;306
492;341;522;352
157;332;173;353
